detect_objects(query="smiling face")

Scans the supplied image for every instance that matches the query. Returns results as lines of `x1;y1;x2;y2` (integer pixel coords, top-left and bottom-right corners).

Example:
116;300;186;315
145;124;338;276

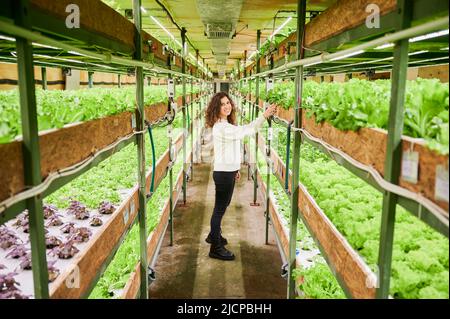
219;96;232;119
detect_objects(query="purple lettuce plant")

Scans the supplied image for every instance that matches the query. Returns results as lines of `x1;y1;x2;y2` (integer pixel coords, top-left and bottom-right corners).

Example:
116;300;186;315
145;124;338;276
47;261;60;282
0;226;20;250
60;222;76;234
67;227;92;243
98;201;115;215
89;215;103;227
45;235;63;249
6;244;29;259
46;214;64;227
0;272;29;299
67;200;90;220
43;204;59;219
18;253;32;270
49;240;79;259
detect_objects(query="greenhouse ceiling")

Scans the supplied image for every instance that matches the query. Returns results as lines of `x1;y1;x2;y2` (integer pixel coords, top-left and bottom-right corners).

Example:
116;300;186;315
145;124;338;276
106;0;335;74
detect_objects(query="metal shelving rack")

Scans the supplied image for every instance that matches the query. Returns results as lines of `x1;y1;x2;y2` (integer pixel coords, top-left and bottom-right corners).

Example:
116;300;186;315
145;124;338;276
0;0;210;299
234;0;449;299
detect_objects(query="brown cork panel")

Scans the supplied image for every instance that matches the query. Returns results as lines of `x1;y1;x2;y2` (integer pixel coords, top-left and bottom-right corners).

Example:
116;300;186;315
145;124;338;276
144;102;169;124
49;146;172;298
302;111;448;211
0;65;63;90
39;111;133;178
31;0;135;51
305;0;397;47
252;0;396;64
0;141;24;202
417;65;450;83
276;107;295;122
400;137;449;211
257;134;291;192
257;137;376;299
176;96;183;107
302;111;387;175
121;269;139;299
0;63;18;80
264;99;449;212
121;163;185;299
0;103;170;205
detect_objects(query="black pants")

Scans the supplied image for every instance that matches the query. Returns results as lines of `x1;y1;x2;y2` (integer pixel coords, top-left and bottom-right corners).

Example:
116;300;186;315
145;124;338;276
209;171;237;243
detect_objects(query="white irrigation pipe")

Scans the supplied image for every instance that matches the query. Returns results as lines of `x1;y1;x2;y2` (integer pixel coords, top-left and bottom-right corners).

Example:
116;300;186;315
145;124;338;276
246;16;449;79
0;20;195;79
294;127;448;225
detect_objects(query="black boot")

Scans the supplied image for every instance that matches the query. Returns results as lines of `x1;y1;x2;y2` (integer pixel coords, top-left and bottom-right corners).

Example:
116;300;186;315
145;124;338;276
205;233;228;245
209;243;235;261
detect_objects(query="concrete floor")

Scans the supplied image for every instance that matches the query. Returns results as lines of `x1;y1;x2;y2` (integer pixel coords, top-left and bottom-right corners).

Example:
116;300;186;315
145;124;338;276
148;162;287;299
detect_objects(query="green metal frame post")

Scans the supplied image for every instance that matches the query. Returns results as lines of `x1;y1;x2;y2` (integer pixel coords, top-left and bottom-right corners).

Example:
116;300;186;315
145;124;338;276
247;78;253;182
133;0;148;299
168;53;174;246
190;69;194;179
181;28;187;205
264;78;272;244
88;71;94;88
118;73;121;88
14;0;49;298
41;66;47;90
288;0;306;299
376;0;412;299
251;30;261;206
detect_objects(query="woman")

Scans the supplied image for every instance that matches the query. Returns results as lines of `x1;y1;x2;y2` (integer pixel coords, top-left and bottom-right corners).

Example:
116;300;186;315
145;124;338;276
204;91;277;260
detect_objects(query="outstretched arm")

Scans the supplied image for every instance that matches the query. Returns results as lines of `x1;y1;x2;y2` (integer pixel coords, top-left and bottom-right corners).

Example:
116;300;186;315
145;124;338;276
215;104;277;141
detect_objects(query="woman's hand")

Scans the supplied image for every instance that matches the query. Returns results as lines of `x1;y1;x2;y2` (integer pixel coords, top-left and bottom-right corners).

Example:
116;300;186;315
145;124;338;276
263;104;277;119
235;171;241;181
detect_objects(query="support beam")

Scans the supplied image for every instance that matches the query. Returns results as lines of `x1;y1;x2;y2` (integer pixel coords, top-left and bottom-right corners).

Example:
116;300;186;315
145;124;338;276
41;66;47;90
167;53;174;247
376;0;412;299
288;0;306;299
133;0;148;299
190;69;194;180
14;0;49;299
181;27;187;205
88;71;94;88
244;50;247;78
252;30;261;206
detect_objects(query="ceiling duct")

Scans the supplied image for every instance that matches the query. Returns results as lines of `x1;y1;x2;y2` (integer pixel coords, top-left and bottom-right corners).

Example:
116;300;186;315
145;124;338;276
206;23;233;39
196;0;244;73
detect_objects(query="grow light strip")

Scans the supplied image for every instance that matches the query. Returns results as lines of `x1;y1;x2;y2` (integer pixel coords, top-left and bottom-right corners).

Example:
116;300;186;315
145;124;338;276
375;29;449;49
150;16;182;48
323;50;428;71
1;35;59;50
34;54;115;69
269;17;292;41
329;50;365;61
0;35;15;41
409;29;449;42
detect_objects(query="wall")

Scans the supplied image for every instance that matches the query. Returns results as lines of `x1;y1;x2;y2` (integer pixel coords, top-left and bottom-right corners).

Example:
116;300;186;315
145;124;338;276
0;63;64;90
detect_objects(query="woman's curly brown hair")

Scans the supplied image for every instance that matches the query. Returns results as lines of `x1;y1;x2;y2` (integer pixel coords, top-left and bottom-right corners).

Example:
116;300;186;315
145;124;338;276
205;92;236;128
